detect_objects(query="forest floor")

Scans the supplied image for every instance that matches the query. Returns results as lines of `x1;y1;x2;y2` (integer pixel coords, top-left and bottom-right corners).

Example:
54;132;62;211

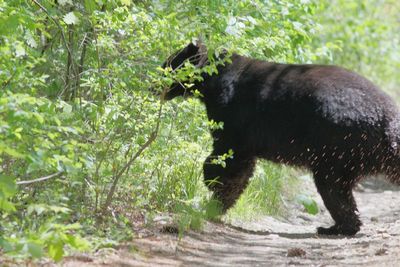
61;177;400;267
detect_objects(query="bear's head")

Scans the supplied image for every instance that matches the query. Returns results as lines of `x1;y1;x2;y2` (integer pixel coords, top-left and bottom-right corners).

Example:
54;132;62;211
160;42;208;100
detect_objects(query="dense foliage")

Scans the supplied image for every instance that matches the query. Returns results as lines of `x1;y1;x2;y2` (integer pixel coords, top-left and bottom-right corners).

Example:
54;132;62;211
0;0;399;261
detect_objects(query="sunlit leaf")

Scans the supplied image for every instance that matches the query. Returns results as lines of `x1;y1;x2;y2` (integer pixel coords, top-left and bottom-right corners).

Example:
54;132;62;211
25;31;37;48
15;42;26;57
0;143;24;158
63;12;79;25
297;195;319;215
120;0;131;6
48;242;64;262
27;242;44;258
58;0;73;6
84;0;96;13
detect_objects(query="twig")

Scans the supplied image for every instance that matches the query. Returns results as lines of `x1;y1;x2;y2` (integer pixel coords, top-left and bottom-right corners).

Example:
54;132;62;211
102;102;164;213
1;70;17;90
76;32;89;103
16;171;63;185
31;0;73;59
31;0;77;98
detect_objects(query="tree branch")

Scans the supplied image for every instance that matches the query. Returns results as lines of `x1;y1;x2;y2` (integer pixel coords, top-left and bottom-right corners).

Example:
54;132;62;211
31;0;77;98
1;70;17;90
17;171;63;185
101;102;164;213
31;0;73;58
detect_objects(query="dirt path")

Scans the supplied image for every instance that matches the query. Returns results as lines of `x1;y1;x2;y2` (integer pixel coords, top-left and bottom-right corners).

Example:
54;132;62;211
65;178;400;266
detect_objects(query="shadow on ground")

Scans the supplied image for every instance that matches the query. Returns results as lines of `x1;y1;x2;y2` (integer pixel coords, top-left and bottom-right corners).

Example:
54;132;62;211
62;177;400;267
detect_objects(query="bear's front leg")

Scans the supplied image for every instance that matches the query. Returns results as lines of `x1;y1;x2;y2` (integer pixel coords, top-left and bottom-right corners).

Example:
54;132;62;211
203;149;256;213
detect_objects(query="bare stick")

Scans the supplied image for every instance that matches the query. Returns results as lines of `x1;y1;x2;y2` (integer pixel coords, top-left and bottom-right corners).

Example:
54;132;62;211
17;171;63;185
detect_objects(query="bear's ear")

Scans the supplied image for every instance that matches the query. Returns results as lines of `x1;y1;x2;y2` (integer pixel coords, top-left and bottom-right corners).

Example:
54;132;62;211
183;41;208;67
185;42;200;56
162;41;207;70
189;39;206;54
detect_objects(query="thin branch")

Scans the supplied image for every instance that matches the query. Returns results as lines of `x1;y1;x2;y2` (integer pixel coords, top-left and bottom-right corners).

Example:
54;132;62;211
102;101;164;213
16;171;63;185
31;0;79;99
65;19;78;100
31;0;73;58
76;32;89;103
1;70;17;90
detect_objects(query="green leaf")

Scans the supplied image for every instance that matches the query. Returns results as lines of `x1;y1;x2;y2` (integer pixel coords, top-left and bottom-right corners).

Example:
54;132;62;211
58;0;73;6
120;0;131;6
0;175;17;197
33;112;45;124
63;12;79;25
0;238;13;252
15;42;26;57
65;234;90;250
25;31;37;48
0;174;17;212
0;200;16;212
62;103;73;113
48;242;64;262
0;143;25;158
84;0;96;13
204;199;223;220
48;205;71;214
27;242;44;258
27;204;47;216
297;195;319;215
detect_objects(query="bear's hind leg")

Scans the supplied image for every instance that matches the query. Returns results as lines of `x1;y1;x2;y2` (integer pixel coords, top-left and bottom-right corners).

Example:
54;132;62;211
385;161;400;186
203;151;256;213
314;170;361;236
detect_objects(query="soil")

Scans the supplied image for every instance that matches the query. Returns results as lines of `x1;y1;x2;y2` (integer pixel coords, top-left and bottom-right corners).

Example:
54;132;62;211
63;177;400;267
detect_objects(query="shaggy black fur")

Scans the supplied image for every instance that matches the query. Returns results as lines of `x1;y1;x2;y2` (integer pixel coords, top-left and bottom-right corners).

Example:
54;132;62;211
161;42;400;236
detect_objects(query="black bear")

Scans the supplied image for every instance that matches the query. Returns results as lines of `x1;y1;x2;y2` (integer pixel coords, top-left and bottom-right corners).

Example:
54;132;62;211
161;42;400;236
